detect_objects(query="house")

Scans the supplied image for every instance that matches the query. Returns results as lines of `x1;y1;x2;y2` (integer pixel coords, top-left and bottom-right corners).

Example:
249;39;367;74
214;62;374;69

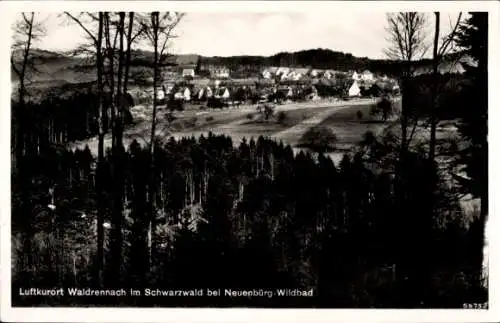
162;65;179;78
174;86;191;101
198;86;213;100
291;68;311;81
310;69;323;78
414;60;469;76
323;70;335;80
162;70;179;81
361;70;375;82
182;68;195;78
214;87;231;100
348;80;361;97
276;86;293;98
156;88;166;101
276;67;291;79
351;71;362;81
391;81;400;91
261;69;273;79
262;70;272;79
306;86;320;101
261;67;279;79
210;66;230;79
285;70;297;81
163;83;175;95
183;87;191;101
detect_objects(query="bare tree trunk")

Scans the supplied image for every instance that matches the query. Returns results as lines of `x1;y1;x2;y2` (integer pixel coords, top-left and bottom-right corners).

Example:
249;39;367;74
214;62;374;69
14;12;35;286
110;11;126;286
96;12;105;288
14;13;35;169
429;12;440;162
147;11;160;276
123;12;134;94
104;13;116;142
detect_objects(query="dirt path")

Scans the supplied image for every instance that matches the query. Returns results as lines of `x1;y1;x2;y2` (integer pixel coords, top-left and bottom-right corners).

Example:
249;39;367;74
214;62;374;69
270;101;375;146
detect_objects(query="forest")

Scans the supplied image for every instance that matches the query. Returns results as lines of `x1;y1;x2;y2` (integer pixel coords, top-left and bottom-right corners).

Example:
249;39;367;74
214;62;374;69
10;12;488;308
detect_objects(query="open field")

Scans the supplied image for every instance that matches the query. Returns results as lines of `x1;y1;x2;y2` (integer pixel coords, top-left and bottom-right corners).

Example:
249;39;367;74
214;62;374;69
71;98;381;161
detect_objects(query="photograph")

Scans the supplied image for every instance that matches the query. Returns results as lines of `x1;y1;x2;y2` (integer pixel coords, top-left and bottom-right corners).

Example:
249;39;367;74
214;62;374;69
1;0;496;320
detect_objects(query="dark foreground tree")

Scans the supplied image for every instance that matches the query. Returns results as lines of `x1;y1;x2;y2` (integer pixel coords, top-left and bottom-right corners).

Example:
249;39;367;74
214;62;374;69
454;12;488;287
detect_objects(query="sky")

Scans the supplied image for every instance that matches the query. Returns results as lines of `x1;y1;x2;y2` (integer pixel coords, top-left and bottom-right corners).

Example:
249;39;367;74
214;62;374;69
32;12;464;59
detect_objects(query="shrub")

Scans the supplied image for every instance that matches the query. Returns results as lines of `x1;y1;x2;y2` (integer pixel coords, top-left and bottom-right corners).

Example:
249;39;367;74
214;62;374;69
370;96;393;122
246;113;254;121
207;97;224;109
205;116;214;122
165;112;177;123
276;111;287;124
168;99;184;112
377;97;393;121
263;103;275;120
298;126;338;153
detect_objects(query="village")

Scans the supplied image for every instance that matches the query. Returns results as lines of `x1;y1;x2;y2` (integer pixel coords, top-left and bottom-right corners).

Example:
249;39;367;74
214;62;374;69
134;61;401;108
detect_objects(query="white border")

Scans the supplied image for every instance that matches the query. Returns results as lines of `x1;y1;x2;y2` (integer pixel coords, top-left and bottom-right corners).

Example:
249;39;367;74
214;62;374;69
1;1;499;322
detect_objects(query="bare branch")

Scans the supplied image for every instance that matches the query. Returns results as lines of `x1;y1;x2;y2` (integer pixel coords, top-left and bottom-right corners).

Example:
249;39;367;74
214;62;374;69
385;12;428;66
11;56;21;78
64;12;98;45
438;12;463;56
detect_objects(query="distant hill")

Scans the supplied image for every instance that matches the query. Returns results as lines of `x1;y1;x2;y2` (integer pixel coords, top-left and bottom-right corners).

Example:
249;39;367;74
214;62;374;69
199;48;401;75
11;47;471;86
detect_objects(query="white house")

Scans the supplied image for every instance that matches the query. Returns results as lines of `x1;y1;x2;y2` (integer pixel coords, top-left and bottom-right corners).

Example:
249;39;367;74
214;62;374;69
163;83;175;94
155;88;166;101
262;67;279;79
351;71;361;81
323;70;335;80
348;80;361;97
210;66;230;79
162;71;178;81
276;67;291;79
205;86;213;98
183;87;191;101
198;86;213;100
174;92;184;100
292;68;310;81
214;87;230;100
197;88;204;100
182;68;195;78
361;70;375;82
285;71;299;81
310;69;322;78
276;86;293;98
174;87;191;101
262;70;272;79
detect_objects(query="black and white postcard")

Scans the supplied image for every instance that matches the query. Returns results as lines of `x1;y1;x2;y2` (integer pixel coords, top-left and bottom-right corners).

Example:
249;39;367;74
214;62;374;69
1;1;498;322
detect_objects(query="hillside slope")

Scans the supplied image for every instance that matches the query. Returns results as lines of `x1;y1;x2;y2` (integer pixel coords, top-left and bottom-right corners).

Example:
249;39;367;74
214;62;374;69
11;48;471;86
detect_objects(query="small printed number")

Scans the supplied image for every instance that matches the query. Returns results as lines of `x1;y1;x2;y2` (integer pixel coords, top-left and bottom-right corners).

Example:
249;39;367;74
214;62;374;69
463;303;488;309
